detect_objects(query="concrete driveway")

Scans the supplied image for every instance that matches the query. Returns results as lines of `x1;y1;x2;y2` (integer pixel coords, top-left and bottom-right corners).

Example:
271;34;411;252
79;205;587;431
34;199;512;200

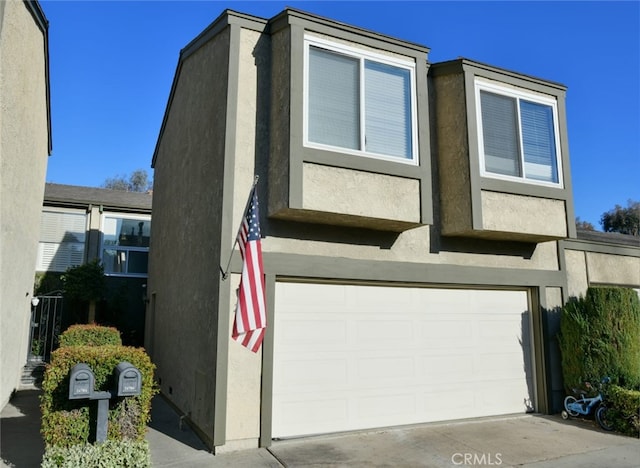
2;390;638;467
147;393;639;467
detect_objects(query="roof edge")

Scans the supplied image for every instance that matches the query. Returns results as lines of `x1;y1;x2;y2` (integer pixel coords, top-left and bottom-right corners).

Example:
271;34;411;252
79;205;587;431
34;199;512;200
25;0;52;155
430;58;567;91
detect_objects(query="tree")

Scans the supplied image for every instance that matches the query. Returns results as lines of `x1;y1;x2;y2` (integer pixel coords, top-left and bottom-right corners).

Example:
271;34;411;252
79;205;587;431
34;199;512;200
575;217;595;231
61;260;106;323
102;169;152;192
600;200;640;236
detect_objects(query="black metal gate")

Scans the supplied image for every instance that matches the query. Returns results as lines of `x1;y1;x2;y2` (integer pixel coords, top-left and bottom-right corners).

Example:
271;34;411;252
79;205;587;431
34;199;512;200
28;292;63;363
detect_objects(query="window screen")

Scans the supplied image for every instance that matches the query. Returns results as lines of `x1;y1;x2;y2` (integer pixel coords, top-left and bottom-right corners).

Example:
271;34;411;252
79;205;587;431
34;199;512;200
306;40;416;163
478;85;560;185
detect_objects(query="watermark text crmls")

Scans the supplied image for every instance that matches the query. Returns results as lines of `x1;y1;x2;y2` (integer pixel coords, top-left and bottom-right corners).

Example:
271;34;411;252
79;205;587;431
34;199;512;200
451;452;503;466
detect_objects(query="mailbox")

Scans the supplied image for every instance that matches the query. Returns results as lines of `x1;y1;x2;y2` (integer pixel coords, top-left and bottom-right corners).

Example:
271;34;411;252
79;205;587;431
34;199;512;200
114;361;142;396
69;363;95;400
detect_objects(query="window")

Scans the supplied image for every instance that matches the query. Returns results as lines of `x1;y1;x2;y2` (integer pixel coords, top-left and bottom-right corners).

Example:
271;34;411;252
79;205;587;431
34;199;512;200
101;215;150;277
476;79;562;186
304;36;418;164
36;210;87;272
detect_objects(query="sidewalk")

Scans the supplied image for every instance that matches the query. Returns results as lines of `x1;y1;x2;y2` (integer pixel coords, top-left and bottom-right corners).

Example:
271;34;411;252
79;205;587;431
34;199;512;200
2;388;639;467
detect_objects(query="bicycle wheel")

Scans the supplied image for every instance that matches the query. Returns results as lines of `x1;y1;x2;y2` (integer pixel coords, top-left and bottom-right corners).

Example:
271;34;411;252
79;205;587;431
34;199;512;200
564;396;580;417
596;405;614;431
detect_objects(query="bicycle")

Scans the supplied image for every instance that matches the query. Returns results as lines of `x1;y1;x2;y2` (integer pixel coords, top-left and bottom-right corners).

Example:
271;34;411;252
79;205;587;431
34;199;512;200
561;377;614;431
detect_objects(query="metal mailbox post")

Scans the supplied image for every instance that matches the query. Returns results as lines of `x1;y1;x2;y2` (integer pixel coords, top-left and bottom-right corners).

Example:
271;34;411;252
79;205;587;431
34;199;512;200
68;362;142;443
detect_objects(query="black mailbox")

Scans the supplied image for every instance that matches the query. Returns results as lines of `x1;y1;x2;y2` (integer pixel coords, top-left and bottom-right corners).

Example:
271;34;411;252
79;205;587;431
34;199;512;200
114;361;142;396
69;363;95;400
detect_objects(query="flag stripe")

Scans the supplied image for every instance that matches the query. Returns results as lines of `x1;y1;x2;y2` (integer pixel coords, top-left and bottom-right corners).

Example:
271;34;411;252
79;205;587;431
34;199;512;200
232;188;266;352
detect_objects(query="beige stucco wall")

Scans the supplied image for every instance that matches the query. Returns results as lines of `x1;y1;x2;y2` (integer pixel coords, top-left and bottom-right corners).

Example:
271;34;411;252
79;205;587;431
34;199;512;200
564;249;589;298
563;248;640;298
302;163;420;225
481;191;567;240
147;28;231;444
0;1;49;409
586;252;640;287
223;28;265;451
264;224;560;271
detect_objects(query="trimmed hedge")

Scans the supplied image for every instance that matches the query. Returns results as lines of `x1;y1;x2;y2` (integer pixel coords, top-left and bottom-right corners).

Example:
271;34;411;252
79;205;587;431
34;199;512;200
59;324;122;347
606;385;640;437
558;287;640;391
41;440;150;467
41;345;157;448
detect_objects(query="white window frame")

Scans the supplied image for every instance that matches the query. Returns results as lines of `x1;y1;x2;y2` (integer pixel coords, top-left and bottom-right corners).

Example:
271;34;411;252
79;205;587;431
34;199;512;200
303;35;419;165
100;213;151;278
475;78;564;188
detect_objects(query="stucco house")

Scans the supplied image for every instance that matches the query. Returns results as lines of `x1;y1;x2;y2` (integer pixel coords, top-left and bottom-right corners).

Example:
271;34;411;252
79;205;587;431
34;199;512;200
0;0;51;409
33;183;152;347
147;8;640;452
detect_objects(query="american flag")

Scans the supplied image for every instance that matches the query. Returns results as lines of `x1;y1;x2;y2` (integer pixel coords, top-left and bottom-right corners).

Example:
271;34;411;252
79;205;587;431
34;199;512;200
232;189;266;352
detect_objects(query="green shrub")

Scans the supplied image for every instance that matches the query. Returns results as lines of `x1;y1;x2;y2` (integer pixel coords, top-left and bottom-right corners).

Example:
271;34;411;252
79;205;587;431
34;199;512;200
59;324;122;347
41;440;150;467
605;385;640;437
41;345;157;448
558;287;640;391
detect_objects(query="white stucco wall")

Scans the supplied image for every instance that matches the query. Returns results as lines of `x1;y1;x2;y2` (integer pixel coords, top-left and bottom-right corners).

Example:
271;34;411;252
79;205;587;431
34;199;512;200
0;0;49;408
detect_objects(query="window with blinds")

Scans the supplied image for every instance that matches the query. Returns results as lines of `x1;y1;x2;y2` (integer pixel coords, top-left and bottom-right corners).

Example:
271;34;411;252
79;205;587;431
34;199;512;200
305;37;417;164
36;210;87;272
476;79;562;186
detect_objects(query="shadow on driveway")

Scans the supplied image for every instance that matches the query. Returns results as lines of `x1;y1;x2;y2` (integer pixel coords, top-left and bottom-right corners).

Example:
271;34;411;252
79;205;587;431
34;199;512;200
1;390;44;468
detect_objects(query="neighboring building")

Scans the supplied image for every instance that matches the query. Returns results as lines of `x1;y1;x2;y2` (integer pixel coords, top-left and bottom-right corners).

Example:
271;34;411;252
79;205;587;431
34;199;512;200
0;0;52;409
35;183;152;345
148;8;640;452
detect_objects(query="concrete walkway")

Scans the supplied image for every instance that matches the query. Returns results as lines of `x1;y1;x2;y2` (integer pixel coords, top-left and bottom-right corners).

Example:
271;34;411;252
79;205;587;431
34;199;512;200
2;389;639;467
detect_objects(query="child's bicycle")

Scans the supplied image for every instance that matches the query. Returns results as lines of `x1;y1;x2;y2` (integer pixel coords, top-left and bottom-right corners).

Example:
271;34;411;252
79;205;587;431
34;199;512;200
561;377;614;431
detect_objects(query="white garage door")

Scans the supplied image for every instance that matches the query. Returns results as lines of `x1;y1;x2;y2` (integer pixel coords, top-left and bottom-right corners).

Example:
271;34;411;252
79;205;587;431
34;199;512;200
272;283;534;438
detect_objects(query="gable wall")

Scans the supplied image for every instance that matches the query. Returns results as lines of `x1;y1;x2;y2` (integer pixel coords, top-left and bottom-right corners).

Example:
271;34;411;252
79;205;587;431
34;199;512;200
0;0;49;409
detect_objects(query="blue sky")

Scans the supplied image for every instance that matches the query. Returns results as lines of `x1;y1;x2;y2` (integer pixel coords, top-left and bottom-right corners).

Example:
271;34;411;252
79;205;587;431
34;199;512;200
41;1;639;229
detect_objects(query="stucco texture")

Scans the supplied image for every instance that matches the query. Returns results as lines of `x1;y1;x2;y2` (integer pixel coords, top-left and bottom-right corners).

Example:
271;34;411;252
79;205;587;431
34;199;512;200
432;72;473;237
268;27;291;216
0;1;49;408
481;191;567;240
564;249;589;298
586;252;640;287
148;28;230;443
224;28;266;449
302;163;420;224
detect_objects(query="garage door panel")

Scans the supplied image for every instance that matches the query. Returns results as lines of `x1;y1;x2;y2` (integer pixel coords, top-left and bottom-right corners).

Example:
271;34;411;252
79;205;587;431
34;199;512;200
422;319;474;340
279;358;348;387
353;286;416;308
273;283;534;438
356;319;412;344
421;355;475;378
278;320;348;348
423;388;477;419
277;398;349;435
357;392;417;421
357;356;415;380
278;282;348;306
